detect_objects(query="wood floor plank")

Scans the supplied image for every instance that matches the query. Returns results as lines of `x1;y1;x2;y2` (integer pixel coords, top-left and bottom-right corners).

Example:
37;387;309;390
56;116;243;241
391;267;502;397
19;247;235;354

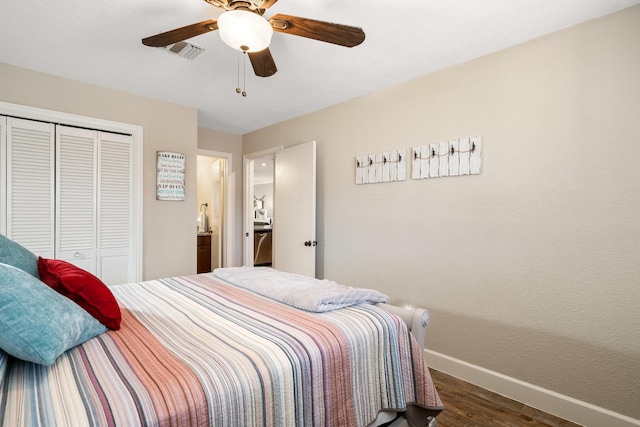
429;368;582;427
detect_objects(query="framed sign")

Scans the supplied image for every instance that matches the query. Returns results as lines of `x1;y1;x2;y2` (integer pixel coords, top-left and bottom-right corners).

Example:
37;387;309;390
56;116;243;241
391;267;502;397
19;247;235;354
156;151;185;200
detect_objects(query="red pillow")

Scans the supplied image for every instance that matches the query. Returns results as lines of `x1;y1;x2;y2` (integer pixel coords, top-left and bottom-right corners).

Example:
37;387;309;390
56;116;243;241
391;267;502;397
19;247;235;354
37;257;121;330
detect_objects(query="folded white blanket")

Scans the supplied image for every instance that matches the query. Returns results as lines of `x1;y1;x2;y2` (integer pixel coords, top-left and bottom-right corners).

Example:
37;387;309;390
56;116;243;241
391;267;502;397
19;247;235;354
213;267;388;312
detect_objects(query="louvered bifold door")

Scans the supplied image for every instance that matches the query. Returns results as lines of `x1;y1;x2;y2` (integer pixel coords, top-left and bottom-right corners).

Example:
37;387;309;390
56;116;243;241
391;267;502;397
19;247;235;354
5;118;56;257
0;116;6;234
55;125;97;273
97;132;132;285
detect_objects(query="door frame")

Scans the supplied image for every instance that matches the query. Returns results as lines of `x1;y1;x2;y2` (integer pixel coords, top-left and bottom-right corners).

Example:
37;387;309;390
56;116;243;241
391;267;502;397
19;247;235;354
198;149;234;268
243;145;283;266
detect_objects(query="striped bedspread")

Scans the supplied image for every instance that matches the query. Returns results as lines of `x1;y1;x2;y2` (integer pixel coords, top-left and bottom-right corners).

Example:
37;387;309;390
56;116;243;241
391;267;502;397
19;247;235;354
0;273;442;426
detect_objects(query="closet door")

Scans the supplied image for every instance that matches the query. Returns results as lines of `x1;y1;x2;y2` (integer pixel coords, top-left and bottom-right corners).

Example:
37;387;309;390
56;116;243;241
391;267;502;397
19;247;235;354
98;132;132;285
1;115;135;284
0;116;5;234
5;117;55;257
55;126;97;273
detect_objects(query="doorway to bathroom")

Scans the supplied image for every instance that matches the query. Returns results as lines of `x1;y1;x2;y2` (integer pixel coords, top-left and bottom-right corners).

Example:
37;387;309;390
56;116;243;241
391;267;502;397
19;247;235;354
197;151;231;272
243;141;316;277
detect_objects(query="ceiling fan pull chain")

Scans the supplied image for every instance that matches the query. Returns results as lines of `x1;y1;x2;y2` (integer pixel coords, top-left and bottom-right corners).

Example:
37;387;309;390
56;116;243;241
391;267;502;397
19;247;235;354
242;51;247;97
236;49;242;94
235;48;248;97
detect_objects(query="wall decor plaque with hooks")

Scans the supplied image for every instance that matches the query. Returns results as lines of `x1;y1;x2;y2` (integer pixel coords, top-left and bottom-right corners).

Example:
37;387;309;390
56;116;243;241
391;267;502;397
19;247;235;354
355;148;406;184
411;136;482;180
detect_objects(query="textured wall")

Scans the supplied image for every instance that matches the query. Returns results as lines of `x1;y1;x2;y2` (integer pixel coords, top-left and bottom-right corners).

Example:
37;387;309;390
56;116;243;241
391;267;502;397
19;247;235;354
243;6;640;420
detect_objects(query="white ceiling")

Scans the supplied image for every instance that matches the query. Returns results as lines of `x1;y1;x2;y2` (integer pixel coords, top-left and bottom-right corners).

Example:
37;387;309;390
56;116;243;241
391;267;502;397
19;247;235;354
1;0;638;135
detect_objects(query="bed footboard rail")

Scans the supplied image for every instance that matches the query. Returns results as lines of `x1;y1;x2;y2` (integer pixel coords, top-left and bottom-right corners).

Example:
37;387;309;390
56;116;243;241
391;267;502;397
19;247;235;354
376;303;431;349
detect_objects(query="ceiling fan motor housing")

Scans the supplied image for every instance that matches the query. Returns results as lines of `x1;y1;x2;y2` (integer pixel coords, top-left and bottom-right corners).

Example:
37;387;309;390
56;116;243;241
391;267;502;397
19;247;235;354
204;0;270;13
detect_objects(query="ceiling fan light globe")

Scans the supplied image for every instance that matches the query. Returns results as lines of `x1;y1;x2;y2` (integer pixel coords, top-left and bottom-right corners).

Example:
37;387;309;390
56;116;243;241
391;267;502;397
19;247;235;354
218;10;273;52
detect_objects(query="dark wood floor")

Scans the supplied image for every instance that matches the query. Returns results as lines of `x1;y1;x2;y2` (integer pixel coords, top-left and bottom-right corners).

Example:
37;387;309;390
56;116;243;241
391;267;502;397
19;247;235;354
429;369;582;427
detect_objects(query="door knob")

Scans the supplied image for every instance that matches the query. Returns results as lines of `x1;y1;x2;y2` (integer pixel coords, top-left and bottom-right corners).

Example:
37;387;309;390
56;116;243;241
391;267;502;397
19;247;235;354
304;240;311;247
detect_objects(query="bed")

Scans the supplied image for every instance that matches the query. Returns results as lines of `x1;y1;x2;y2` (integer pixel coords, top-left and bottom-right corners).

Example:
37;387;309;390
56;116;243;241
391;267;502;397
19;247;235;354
0;238;442;427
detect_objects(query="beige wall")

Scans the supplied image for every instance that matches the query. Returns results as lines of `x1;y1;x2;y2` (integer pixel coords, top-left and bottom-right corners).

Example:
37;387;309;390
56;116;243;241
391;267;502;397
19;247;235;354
243;6;640;420
0;63;198;280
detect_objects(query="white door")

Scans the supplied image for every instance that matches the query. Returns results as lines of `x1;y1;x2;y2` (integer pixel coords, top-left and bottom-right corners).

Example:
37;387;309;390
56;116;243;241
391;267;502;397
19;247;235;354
4;117;56;257
56;125;97;273
273;141;316;277
97;131;133;285
1;117;135;284
0;116;5;234
210;159;224;269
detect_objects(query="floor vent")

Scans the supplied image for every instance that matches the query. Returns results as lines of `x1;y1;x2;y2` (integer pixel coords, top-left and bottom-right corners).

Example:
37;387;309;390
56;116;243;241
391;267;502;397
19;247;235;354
160;41;204;60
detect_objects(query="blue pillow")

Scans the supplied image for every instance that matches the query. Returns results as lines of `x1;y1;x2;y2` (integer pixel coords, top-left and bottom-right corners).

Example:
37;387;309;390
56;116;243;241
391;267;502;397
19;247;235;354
0;234;39;278
0;262;107;365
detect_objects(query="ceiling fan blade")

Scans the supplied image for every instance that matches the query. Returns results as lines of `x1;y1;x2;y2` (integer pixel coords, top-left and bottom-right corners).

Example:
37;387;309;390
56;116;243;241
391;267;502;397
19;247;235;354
268;14;365;47
248;48;278;77
142;19;218;47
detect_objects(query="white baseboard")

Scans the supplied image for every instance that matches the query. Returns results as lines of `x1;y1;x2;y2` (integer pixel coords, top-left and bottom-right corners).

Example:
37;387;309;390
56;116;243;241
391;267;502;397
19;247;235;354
425;349;640;427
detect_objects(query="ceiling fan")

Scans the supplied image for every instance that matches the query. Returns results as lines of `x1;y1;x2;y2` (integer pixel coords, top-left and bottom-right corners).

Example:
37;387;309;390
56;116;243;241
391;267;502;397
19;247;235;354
141;0;366;78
